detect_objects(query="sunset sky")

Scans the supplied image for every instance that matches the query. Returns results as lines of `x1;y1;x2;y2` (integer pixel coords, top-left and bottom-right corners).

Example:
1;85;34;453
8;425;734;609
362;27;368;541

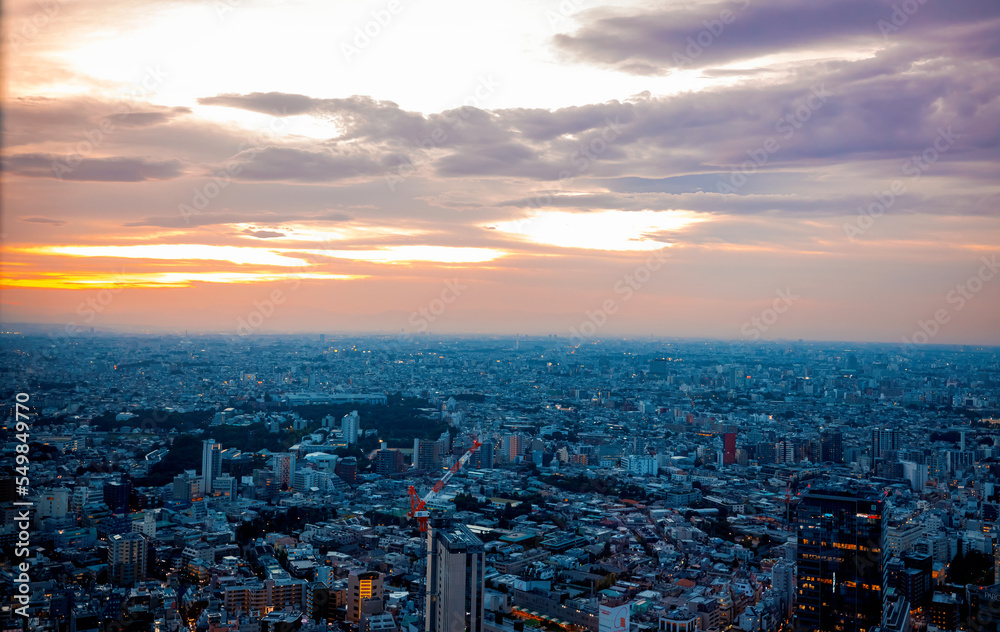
2;0;999;343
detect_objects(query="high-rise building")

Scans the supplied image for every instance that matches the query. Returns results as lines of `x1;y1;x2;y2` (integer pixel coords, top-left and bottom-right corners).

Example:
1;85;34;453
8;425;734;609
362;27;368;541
470;442;494;469
109;532;148;587
376;449;404;476
872;428;900;461
335;457;358;484
426;519;485;632
968;584;1000;631
103;480;131;514
253;468;279;500
342;411;360;446
71;487;89;516
413;438;442;471
795;486;886;632
500;434;524;463
201;438;221;495
172;471;196;503
271;453;296;489
772;560;795;621
347;570;384;624
723;432;737;465
820;431;844;463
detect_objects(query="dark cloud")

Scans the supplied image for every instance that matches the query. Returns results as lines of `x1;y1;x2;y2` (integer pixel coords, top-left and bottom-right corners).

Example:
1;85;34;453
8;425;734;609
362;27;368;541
228;146;383;182
1;154;184;181
434;143;539;177
241;229;286;238
198;92;318;116
21;216;67;226
126;209;354;229
4;98;194;148
111;107;193;127
553;0;1000;74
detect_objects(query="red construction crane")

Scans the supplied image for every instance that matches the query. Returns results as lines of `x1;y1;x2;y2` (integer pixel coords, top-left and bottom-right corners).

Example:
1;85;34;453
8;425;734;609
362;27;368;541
407;439;482;532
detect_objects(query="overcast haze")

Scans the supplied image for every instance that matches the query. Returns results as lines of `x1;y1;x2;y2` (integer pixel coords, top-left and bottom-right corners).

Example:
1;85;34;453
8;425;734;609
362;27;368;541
2;0;999;343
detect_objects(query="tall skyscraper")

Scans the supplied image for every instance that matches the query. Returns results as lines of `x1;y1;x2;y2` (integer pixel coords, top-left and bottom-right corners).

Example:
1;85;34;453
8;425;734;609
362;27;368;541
109;532;148;587
201;438;221;495
795;486;886;632
426;519;485;632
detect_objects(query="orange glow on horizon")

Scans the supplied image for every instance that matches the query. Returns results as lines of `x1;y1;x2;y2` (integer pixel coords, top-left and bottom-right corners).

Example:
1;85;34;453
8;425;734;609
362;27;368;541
2;271;366;290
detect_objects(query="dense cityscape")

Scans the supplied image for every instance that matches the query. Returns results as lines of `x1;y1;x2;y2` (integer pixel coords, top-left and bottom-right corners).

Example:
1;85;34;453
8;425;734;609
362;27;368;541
1;333;999;632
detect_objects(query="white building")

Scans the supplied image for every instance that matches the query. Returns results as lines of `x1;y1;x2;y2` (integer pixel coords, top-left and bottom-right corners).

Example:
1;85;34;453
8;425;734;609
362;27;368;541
342;411;360;446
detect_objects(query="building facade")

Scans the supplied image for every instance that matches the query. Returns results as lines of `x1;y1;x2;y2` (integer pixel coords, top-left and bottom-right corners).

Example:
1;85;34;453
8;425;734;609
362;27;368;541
426;519;485;632
795;487;886;632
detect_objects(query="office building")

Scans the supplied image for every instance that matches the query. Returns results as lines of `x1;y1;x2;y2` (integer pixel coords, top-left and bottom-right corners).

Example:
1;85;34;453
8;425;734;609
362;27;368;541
872;428;900;461
201;438;221;495
820;431;844;463
426;519;485;632
795;486;885;632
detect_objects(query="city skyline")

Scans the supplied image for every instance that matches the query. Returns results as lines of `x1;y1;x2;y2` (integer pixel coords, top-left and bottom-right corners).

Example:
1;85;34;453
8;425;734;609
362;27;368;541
3;0;1000;344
